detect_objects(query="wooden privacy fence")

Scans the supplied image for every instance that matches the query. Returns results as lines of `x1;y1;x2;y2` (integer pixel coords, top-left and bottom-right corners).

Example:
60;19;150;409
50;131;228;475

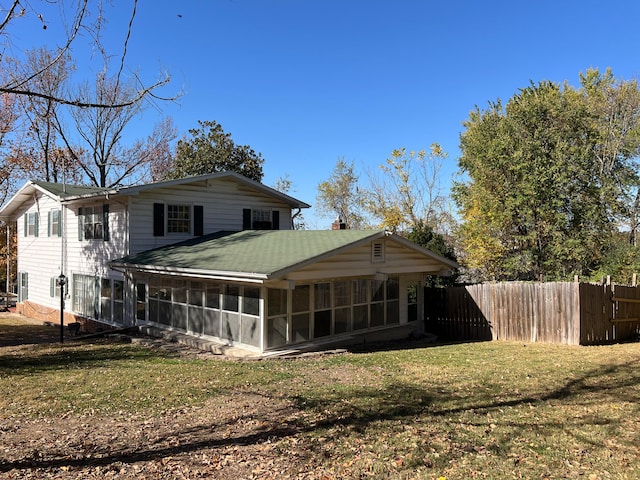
424;281;640;345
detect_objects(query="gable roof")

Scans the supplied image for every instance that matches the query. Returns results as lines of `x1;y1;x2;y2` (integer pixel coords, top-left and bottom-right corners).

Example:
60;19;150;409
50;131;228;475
110;229;458;282
0;172;309;220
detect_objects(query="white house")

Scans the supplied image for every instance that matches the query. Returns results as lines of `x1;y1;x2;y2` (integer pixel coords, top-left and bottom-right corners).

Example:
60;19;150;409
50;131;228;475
0;172;457;354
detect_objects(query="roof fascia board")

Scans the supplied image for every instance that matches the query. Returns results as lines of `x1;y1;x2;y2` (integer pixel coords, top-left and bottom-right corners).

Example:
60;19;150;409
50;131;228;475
110;262;269;283
117;172;310;208
0;181;43;220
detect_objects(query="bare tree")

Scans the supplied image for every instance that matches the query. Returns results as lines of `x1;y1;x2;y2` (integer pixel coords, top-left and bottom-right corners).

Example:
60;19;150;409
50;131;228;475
56;72;177;187
0;0;171;108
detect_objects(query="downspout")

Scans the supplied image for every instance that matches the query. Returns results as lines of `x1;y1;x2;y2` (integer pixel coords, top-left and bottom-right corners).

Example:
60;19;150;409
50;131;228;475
5;221;9;310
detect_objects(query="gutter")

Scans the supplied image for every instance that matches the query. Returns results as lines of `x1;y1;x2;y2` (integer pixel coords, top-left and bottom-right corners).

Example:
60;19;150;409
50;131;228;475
109;262;270;284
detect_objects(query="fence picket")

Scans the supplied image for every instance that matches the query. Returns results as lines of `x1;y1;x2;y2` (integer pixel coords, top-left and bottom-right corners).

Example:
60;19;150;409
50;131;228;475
424;281;640;345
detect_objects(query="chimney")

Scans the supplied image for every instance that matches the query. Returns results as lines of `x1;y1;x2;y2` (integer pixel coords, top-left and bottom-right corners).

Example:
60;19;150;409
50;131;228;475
331;216;347;230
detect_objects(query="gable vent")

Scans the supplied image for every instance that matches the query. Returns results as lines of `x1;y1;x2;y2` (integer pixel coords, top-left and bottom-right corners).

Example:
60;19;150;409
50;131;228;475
371;241;385;263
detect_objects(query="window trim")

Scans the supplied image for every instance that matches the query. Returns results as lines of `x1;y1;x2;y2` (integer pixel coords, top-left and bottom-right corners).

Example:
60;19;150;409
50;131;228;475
78;204;109;241
24;212;39;237
166;204;191;234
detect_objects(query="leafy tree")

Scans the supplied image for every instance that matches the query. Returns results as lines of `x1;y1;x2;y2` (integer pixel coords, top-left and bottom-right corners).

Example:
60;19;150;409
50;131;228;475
366;145;452;234
454;73;640;281
163;120;264;182
407;220;458;286
316;158;368;229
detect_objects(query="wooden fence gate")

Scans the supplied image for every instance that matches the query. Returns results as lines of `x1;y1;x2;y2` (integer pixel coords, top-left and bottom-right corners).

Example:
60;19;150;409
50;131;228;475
425;281;640;345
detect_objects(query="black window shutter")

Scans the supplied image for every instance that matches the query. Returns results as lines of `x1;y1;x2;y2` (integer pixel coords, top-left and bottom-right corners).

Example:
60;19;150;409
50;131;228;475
48;211;51;237
272;210;280;230
194;205;204;236
242;208;251;230
24;214;27;237
153;203;165;237
103;204;110;241
78;207;83;241
34;213;39;237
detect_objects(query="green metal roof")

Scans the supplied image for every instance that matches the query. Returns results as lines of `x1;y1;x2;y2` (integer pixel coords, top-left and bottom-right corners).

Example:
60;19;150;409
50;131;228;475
111;229;385;279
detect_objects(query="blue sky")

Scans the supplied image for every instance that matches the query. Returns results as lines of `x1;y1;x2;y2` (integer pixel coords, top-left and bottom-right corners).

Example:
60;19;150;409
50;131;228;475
10;0;640;228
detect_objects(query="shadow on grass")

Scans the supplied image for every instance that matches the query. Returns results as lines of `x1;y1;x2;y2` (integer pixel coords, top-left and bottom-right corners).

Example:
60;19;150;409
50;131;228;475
0;323;63;347
0;342;176;375
1;357;639;474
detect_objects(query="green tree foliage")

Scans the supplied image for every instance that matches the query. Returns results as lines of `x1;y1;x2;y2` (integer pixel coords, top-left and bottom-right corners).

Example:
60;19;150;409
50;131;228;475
366;145;450;233
454;70;640;281
407;220;458;286
316;158;368;229
164;120;264;182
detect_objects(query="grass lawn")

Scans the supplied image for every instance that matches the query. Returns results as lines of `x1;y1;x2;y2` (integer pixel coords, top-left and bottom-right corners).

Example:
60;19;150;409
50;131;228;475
0;314;638;479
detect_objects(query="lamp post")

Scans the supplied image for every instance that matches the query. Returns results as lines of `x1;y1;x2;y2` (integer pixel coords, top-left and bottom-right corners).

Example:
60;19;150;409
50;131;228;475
57;273;66;343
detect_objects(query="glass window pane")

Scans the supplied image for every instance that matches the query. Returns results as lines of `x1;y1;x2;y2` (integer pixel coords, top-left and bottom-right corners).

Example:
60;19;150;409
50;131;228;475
206;283;220;309
335;307;351;334
387;300;399;324
314;283;331;310
314;310;331;337
292;285;310;313
334;281;351;307
353;279;368;304
242;286;260;316
223;285;239;312
371;280;385;302
353;305;368;330
267;316;287;348
371;302;385;327
135;283;145;322
189;283;203;306
100;278;111;321
292;313;310;343
386;277;399;300
173;280;188;304
268;288;287;316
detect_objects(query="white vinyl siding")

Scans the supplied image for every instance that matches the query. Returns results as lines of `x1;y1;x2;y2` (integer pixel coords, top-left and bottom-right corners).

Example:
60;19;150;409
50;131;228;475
288;240;448;282
128;180;293;254
16;195;64;310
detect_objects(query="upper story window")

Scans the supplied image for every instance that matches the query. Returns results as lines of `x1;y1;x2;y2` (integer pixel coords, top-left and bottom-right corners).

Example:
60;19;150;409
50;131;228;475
78;205;110;241
153;203;204;237
243;208;280;230
49;209;61;237
167;204;190;233
24;212;39;237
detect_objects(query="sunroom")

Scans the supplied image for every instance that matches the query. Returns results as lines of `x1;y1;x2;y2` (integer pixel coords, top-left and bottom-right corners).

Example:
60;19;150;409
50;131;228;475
111;229;457;353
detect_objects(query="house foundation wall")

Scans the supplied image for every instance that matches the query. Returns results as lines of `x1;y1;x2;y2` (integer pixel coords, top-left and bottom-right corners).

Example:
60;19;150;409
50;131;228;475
17;301;115;335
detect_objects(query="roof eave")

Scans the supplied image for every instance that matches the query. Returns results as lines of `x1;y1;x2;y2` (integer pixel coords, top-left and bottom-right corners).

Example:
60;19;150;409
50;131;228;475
110;262;270;283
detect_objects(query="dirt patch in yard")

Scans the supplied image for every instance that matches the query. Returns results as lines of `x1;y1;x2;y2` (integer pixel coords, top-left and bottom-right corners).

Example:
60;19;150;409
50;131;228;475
0;314;363;479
